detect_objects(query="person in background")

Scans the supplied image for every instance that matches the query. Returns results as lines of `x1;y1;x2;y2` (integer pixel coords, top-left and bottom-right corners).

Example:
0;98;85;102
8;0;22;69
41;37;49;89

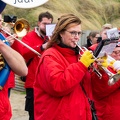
0;2;26;119
102;23;113;30
33;13;106;120
85;31;100;48
0;14;17;97
91;26;120;119
0;13;17;97
110;43;120;60
89;23;113;51
19;11;53;120
0;39;28;120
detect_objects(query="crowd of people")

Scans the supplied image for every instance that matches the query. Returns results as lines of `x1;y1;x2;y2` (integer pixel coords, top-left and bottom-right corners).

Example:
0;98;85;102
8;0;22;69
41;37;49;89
1;3;120;120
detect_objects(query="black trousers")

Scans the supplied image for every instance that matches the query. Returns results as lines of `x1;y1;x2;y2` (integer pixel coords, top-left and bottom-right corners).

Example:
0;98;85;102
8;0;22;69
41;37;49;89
25;88;34;120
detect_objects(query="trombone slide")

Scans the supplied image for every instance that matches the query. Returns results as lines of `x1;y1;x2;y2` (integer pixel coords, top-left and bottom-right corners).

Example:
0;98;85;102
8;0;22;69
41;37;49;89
1;28;41;56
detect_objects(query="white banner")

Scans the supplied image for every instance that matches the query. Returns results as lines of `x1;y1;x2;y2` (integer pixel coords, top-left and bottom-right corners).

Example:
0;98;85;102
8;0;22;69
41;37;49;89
1;0;48;8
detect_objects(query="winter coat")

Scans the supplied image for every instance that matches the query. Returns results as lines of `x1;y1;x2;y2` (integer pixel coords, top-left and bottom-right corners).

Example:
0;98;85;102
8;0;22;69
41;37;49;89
0;81;12;120
34;45;93;120
91;70;120;120
21;28;45;88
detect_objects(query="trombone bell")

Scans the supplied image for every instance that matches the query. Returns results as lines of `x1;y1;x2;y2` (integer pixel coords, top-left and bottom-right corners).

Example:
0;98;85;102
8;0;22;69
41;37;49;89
14;18;30;37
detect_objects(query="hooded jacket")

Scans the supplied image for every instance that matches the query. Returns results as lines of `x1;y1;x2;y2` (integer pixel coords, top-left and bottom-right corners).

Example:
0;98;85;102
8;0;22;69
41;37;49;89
34;44;93;120
91;69;120;120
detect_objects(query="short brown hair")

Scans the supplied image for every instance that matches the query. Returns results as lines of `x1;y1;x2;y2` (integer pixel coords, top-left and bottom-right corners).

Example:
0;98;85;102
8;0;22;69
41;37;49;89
38;11;53;22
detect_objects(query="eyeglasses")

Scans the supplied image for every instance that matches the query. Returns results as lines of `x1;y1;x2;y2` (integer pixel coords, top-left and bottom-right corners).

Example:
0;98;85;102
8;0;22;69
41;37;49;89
112;50;120;54
66;30;82;37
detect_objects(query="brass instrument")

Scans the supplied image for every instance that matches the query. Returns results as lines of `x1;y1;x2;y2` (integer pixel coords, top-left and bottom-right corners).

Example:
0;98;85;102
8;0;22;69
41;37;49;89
93;38;120;86
104;55;120;86
1;19;41;56
13;18;30;37
104;67;120;86
75;42;120;85
75;42;102;78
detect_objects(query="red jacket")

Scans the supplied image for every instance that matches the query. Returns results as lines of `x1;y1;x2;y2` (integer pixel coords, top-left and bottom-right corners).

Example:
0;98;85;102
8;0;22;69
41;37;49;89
0;81;12;120
7;71;15;89
21;29;45;88
91;70;120;120
88;43;98;51
0;31;13;120
34;45;93;120
89;42;120;120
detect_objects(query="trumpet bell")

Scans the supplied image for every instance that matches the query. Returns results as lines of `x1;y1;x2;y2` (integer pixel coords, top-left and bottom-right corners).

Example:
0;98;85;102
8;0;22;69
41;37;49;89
14;18;30;37
108;73;120;86
102;67;120;86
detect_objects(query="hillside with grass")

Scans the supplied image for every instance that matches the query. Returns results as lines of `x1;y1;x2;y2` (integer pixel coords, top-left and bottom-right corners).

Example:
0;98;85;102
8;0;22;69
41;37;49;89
2;0;120;31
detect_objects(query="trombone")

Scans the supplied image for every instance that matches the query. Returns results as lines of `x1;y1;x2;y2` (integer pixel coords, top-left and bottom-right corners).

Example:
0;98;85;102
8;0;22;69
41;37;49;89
1;18;41;56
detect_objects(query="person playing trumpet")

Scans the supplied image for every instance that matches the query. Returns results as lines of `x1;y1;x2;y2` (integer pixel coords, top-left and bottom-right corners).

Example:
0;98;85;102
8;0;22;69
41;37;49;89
33;13;112;120
91;26;120;119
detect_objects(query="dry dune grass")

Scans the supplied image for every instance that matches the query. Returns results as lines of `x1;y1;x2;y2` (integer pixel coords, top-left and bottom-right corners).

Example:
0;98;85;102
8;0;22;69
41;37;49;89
2;0;120;30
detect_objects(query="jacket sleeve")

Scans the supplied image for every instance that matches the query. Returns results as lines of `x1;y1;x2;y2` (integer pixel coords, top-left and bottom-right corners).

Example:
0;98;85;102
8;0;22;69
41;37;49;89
91;69;120;100
36;55;88;97
21;34;43;61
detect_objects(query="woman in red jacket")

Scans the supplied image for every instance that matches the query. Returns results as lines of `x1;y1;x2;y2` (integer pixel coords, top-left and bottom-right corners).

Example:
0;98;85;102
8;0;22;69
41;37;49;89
34;14;107;120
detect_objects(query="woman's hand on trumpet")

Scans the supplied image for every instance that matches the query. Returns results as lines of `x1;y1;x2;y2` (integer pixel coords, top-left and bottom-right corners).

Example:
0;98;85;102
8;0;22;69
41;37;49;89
79;50;95;68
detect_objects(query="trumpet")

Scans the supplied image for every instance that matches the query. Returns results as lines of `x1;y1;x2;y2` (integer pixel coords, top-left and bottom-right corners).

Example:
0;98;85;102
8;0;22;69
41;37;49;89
104;67;120;86
0;19;41;56
93;38;120;86
75;42;120;85
75;42;102;78
104;55;120;86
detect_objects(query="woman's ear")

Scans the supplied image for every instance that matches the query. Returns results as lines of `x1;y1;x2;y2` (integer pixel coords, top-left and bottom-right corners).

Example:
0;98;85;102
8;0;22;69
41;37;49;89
59;31;64;38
